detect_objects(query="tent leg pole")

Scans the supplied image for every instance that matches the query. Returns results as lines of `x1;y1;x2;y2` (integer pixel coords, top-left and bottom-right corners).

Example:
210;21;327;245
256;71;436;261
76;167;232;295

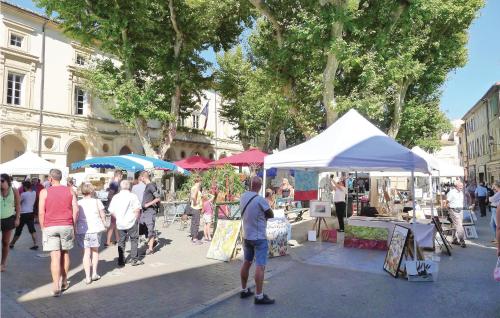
262;169;267;196
411;170;417;261
429;174;434;218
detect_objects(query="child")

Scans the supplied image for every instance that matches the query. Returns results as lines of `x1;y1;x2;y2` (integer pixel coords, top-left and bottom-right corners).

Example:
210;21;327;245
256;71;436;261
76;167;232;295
202;192;214;242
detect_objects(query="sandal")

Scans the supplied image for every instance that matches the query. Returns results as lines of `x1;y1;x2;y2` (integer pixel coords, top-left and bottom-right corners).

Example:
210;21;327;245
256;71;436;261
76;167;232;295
85;278;92;285
92;274;101;281
61;282;70;291
52;290;61;297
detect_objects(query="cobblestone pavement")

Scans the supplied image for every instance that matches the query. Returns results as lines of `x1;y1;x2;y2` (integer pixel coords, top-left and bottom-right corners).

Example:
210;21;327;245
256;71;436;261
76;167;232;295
192;211;500;318
1;219;291;317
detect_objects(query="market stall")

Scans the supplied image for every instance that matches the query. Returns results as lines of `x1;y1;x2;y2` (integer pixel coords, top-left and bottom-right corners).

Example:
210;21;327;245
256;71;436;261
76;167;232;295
72;153;189;175
175;155;212;171
264;109;432;272
0;151;68;181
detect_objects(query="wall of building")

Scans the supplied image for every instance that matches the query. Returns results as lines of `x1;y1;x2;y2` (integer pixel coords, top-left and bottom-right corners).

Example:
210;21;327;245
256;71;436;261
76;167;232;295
460;83;500;184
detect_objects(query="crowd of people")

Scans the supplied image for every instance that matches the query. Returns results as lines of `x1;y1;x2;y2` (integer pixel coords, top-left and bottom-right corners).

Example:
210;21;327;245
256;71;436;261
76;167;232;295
2;168;499;301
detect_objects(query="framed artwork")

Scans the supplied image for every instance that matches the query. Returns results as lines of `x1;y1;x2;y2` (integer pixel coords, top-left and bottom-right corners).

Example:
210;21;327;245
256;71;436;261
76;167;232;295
384;225;410;278
309;200;332;218
266;218;289;257
463;225;478;239
206;220;242;262
406;260;438;282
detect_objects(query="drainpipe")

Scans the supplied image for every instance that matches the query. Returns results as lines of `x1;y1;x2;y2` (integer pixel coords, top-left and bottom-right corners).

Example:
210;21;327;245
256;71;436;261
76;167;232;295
484;98;491;183
38;20;48;156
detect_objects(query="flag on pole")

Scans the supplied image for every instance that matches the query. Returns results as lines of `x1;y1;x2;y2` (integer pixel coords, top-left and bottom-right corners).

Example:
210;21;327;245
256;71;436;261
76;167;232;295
201;101;209;130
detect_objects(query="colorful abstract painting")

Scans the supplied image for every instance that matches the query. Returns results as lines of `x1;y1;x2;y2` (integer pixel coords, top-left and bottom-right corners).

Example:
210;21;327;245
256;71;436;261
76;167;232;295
294;171;318;200
206;220;241;262
266;218;289;257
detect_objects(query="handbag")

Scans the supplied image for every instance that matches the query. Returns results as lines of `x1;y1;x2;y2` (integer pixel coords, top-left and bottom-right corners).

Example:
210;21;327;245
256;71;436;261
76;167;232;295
494;257;500;282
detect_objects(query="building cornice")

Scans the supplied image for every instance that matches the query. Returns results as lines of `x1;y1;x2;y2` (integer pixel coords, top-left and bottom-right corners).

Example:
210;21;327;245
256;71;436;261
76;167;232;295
0;104;121;124
0;47;40;63
1;1;58;27
2;17;36;33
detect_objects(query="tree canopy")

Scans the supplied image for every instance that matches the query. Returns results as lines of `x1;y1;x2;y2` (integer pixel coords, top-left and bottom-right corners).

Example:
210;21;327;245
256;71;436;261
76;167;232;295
35;0;483;154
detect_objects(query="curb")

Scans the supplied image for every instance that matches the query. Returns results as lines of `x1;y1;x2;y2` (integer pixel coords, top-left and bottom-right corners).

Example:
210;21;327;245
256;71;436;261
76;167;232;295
172;260;294;318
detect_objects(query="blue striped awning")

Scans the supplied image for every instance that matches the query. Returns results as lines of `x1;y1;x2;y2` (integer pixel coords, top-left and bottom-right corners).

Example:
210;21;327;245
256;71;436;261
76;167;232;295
71;154;190;175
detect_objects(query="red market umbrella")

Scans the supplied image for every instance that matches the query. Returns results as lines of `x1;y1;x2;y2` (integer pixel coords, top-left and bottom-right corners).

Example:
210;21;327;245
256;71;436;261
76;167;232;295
175;155;213;170
210;148;268;167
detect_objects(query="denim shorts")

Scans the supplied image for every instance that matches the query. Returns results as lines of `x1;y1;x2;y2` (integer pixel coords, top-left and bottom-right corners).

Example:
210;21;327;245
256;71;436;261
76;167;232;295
243;239;268;266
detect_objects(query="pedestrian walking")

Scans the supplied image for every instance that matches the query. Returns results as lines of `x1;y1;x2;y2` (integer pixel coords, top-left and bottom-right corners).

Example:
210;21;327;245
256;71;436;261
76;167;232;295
31;177;44;222
131;171;146;204
9;181;38;250
76;183;107;284
446;181;466;248
239;176;275;305
489;181;500;243
108;180;143;267
140;171;160;255
190;177;202;244
331;177;347;232
105;170;122;247
475;182;488;217
1;174;21;272
38;169;78;296
202;192;214;242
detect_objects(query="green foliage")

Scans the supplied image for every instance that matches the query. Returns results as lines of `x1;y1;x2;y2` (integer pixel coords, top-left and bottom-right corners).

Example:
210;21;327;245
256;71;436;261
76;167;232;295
178;165;245;200
35;0;252;156
397;98;452;151
224;0;483;149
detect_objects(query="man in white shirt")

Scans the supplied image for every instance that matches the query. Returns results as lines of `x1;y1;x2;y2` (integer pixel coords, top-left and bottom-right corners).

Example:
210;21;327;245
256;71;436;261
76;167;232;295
108;180;143;267
446;181;466;248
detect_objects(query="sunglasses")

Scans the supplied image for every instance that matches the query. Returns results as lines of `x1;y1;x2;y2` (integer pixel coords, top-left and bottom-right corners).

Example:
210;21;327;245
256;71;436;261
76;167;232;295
1;180;5;183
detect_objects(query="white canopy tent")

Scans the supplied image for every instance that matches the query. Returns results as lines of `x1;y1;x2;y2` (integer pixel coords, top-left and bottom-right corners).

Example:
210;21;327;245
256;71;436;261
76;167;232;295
264;109;430;173
0;152;59;175
370;146;464;178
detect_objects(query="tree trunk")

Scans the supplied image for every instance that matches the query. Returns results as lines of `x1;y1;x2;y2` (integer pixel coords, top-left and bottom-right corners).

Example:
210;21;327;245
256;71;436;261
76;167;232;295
157;0;184;159
387;80;410;138
119;26;158;157
322;0;347;126
135;118;157;157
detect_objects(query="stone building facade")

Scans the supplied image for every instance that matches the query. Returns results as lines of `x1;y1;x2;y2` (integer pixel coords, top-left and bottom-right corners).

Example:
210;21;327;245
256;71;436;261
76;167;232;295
458;82;500;184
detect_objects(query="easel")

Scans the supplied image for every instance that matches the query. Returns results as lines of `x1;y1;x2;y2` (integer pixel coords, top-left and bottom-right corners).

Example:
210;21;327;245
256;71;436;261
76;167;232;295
432;216;452;256
312;217;329;238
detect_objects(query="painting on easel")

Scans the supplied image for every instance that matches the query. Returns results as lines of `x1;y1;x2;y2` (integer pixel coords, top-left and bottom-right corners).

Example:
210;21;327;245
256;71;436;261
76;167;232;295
310;200;332;218
383;225;409;278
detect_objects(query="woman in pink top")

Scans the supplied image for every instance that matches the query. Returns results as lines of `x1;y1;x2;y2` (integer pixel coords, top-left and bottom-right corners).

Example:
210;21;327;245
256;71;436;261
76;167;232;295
202;192;214;242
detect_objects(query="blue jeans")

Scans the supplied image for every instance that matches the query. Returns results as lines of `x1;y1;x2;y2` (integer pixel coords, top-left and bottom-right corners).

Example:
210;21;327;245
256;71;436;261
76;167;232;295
491;208;497;235
243;239;268;266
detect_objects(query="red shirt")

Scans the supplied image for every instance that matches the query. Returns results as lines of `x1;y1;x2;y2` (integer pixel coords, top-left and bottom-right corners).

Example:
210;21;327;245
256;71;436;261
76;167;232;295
44;186;73;227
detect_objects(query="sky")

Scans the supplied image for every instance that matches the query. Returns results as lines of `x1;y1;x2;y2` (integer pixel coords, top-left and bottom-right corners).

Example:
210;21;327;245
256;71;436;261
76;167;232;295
9;0;500;121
